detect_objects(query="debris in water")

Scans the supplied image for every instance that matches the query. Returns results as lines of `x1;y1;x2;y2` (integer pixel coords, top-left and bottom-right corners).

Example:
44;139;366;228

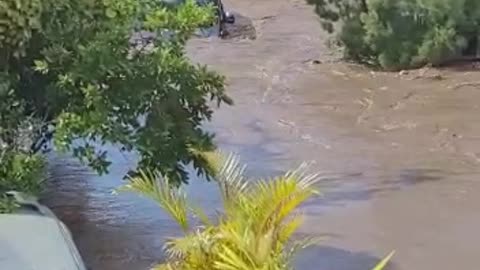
302;59;322;65
332;70;347;77
449;81;480;90
362;88;373;94
278;119;295;127
355;97;373;110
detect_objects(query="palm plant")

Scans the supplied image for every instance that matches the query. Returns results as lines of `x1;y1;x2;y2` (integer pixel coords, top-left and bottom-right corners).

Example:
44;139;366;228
120;150;393;270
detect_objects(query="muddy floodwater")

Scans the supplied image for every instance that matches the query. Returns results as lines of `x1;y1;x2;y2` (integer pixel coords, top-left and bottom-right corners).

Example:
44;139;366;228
44;0;480;269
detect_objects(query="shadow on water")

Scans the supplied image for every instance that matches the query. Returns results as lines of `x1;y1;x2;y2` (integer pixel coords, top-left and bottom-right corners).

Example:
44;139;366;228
393;168;444;186
44;151;172;270
303;168;450;214
212;119;299;178
41;155;94;232
295;245;396;270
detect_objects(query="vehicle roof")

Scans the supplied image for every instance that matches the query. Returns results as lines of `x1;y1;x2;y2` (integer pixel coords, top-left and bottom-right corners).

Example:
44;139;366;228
0;214;86;270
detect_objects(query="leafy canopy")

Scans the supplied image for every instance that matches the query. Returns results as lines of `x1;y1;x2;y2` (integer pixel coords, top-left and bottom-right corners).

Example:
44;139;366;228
0;0;232;185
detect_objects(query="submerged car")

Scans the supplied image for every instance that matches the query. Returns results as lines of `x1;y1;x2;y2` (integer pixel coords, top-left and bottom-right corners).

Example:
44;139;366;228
130;0;235;49
0;192;87;270
195;0;235;37
151;0;235;37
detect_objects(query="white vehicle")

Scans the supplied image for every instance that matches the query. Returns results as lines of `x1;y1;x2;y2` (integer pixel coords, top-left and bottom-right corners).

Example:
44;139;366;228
0;192;87;270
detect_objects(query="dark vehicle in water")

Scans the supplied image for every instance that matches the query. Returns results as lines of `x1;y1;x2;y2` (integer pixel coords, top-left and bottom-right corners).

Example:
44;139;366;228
197;0;235;37
130;0;236;48
164;0;235;37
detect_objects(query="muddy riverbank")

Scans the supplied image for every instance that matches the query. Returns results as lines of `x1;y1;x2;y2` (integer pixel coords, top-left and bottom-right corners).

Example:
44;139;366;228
45;0;480;269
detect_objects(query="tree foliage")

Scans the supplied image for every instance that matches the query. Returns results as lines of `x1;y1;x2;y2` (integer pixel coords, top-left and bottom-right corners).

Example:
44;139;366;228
307;0;480;70
0;0;231;187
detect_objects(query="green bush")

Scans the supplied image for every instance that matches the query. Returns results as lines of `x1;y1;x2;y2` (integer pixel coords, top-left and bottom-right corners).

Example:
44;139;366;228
0;152;45;194
0;76;46;213
0;150;45;213
308;0;480;70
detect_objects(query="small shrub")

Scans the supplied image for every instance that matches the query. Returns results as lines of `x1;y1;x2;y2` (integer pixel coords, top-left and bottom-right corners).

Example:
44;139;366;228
0;151;45;194
0;150;45;213
122;151;320;270
121;150;394;270
0;194;19;213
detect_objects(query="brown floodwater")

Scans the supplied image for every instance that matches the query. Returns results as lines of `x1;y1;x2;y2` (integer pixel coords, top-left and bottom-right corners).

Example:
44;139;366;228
44;0;480;269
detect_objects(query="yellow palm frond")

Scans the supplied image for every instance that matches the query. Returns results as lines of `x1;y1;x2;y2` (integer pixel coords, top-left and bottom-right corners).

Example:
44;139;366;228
372;251;395;270
189;204;212;226
250;164;319;234
214;244;255;270
120;170;190;232
277;215;304;244
253;227;275;265
164;233;200;259
283;236;320;265
284;162;320;189
196;150;249;203
151;262;177;270
217;222;279;269
164;228;219;265
218;222;255;258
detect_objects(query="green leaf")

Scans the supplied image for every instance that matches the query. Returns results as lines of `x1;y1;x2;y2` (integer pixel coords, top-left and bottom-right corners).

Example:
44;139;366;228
33;60;49;74
105;8;117;18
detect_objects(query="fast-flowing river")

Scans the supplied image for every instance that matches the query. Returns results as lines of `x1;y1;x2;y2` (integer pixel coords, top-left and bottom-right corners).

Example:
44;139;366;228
45;0;480;269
